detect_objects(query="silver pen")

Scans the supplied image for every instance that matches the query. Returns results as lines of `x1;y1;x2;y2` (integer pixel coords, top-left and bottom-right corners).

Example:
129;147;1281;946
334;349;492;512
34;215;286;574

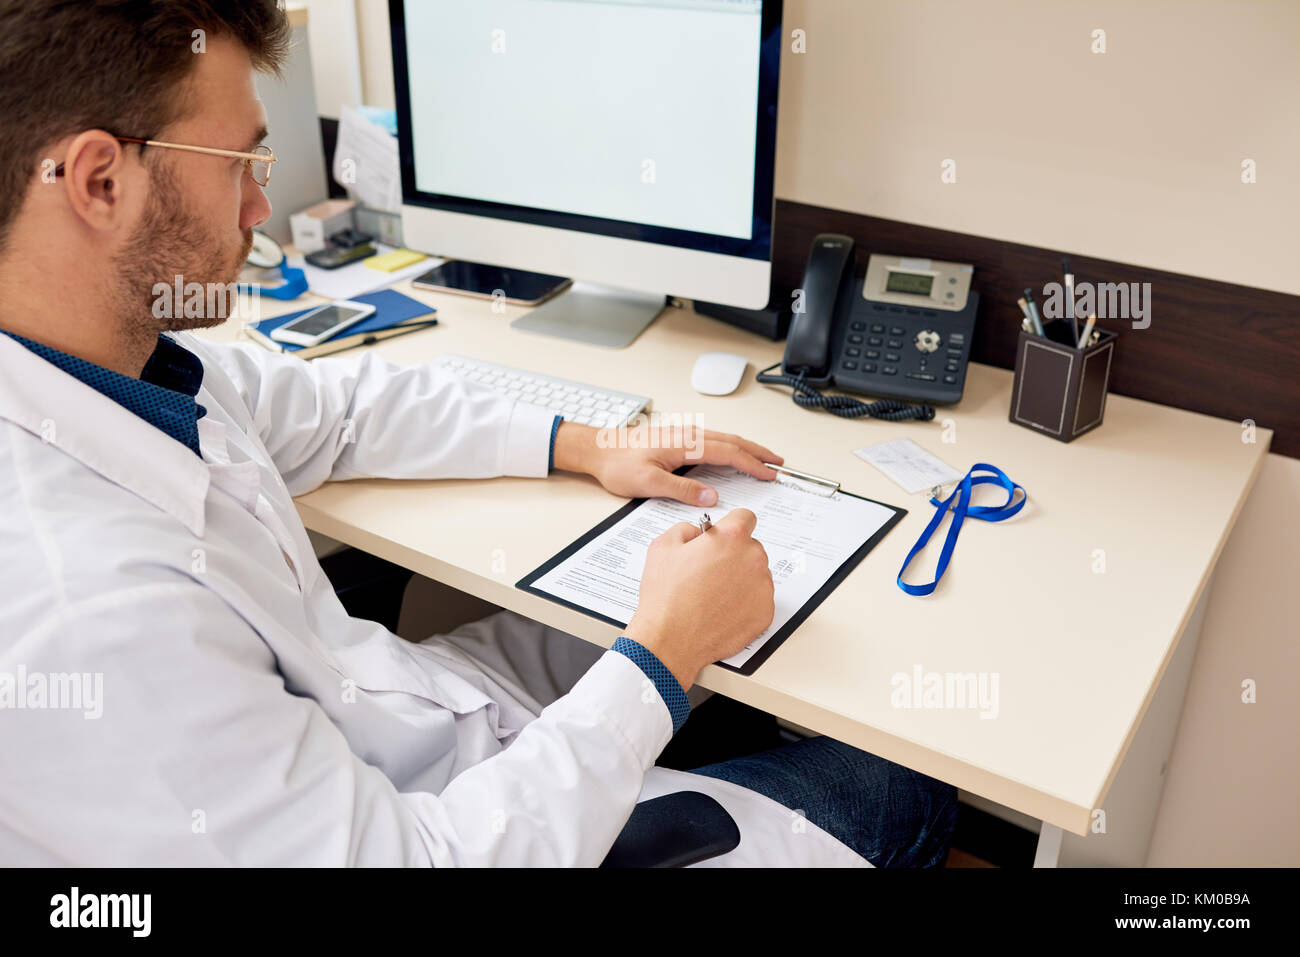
763;462;841;494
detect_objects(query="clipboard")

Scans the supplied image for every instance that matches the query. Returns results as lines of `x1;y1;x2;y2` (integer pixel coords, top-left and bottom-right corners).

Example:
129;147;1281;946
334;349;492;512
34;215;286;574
516;465;907;675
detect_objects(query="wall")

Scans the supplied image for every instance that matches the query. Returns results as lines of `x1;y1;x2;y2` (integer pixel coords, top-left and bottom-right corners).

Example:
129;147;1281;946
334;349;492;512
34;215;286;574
347;0;1299;863
299;0;363;118
776;0;1297;296
254;6;328;243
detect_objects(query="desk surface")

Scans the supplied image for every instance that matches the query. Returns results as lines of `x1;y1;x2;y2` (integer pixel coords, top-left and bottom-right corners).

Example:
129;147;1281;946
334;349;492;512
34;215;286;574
201;278;1270;835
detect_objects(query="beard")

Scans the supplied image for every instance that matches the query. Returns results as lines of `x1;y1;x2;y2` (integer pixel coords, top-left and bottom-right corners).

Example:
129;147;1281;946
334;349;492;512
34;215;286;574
111;171;254;350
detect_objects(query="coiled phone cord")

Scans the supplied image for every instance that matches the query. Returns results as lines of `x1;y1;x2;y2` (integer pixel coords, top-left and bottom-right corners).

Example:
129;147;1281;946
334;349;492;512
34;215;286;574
755;362;936;422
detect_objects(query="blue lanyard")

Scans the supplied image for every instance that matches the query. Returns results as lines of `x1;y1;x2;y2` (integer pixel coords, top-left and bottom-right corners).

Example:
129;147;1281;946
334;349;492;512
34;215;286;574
897;464;1026;596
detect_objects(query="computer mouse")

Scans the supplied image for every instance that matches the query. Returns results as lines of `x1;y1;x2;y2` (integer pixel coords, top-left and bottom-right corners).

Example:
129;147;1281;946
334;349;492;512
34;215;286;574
691;352;749;396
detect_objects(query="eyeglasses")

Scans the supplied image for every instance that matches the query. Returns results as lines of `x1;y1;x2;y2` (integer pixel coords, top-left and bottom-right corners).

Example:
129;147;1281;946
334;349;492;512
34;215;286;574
54;136;276;187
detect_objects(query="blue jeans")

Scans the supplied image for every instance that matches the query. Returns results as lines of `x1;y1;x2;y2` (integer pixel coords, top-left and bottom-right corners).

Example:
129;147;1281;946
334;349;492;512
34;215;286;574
687;735;958;867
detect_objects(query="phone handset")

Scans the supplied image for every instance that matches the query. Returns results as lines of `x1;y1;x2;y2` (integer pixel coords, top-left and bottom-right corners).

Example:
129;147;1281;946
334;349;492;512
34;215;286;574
782;233;855;380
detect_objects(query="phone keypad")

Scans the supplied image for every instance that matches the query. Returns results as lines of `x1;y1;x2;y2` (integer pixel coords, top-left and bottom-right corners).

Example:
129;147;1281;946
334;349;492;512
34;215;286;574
830;294;979;404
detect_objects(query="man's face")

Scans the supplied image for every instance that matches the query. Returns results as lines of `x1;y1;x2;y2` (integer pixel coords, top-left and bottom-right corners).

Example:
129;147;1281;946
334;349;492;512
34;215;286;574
113;37;272;331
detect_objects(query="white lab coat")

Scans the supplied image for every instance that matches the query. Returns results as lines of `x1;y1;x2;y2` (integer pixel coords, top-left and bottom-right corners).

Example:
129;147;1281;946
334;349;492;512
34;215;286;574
0;330;868;867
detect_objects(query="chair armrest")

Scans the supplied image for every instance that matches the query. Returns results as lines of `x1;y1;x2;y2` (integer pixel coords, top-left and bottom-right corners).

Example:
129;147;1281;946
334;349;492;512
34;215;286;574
600;791;741;868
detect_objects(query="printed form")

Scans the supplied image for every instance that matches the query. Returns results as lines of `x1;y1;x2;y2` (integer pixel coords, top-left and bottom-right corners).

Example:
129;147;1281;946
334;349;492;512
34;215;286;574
530;465;899;668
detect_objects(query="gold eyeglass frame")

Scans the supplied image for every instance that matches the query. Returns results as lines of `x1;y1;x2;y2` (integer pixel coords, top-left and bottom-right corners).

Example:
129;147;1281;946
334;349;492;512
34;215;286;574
54;136;276;186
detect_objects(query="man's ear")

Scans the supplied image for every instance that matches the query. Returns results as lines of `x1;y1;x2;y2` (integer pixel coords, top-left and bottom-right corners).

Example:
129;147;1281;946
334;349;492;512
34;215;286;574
60;131;133;232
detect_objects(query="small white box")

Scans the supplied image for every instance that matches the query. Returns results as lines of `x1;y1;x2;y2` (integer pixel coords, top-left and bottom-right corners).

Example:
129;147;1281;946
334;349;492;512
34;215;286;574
289;199;355;254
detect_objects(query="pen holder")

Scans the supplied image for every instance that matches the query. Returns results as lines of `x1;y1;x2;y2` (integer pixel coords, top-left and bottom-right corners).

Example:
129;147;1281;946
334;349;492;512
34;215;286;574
1010;319;1117;442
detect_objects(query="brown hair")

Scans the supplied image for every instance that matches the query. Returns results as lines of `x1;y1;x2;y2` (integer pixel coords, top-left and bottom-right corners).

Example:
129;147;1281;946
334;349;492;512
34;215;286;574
0;0;290;252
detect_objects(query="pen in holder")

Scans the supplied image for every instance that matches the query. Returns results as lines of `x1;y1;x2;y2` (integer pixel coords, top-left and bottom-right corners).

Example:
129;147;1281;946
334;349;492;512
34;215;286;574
1010;319;1117;442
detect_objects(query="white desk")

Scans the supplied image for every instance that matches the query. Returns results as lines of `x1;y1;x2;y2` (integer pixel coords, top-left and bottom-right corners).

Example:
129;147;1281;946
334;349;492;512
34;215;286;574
201;277;1269;864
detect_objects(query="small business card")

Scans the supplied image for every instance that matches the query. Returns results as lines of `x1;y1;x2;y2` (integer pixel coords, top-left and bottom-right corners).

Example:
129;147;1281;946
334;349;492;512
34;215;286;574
854;438;963;494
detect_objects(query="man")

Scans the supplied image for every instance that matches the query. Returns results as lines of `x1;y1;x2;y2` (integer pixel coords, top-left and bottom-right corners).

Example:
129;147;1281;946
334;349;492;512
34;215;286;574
0;1;955;866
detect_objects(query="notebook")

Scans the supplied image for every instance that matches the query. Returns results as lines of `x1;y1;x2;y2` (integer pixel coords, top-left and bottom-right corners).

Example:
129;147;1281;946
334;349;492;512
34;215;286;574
517;464;906;675
244;289;437;360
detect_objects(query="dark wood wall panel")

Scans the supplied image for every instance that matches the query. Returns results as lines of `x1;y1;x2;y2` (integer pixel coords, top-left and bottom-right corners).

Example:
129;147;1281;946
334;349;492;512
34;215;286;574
770;200;1300;458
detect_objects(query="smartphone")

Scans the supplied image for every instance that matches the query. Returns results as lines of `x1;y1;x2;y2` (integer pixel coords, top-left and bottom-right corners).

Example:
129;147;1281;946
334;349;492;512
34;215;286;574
270;300;377;347
412;260;572;306
304;242;376;270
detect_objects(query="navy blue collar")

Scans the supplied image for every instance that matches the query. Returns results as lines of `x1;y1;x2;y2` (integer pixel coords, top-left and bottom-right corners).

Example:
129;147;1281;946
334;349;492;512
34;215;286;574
0;330;206;457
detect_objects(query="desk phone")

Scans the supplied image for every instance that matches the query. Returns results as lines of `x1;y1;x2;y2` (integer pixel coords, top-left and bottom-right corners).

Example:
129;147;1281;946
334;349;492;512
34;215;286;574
782;235;980;405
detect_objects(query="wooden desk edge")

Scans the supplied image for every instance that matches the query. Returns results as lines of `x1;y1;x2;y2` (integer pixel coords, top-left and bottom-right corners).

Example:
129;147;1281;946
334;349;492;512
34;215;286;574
1084;433;1273;814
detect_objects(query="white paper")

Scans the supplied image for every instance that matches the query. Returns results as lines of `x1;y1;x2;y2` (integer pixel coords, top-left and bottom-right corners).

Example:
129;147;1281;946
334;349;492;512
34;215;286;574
332;104;402;213
854;438;963;495
287;243;441;300
530;465;899;668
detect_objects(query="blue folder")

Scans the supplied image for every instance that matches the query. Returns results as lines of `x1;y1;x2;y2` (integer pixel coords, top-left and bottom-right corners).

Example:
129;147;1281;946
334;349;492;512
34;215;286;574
248;288;437;357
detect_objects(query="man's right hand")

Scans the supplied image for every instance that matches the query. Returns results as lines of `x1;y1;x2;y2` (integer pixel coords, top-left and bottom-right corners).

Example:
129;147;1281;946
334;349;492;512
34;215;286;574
624;508;775;691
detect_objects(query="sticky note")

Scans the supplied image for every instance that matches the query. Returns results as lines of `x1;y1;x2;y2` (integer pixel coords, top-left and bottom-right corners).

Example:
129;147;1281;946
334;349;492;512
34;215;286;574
364;248;426;272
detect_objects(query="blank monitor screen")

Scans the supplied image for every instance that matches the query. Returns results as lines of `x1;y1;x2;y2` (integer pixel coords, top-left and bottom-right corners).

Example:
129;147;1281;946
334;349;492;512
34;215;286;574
399;0;768;250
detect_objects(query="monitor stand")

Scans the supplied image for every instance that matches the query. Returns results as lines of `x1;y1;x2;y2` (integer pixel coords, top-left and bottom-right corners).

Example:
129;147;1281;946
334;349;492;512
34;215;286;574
511;283;667;349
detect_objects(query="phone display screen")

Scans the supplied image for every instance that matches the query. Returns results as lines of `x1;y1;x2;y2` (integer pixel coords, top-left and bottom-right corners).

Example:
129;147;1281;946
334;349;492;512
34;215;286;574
885;271;934;296
284;306;365;336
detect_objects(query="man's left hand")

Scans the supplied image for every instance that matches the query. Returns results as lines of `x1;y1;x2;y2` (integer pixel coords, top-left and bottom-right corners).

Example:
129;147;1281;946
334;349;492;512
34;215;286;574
551;420;784;506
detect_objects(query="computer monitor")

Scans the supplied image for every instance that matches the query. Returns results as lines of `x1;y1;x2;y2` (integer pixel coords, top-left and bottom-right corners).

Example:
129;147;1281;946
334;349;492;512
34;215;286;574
388;0;783;347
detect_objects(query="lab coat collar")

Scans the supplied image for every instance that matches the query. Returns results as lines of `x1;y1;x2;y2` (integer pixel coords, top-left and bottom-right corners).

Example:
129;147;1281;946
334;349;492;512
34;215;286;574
0;331;209;537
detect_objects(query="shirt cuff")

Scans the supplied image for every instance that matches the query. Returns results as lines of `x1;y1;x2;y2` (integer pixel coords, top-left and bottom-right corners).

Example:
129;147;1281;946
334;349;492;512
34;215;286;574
562;650;673;770
499;400;561;478
547;415;562;471
612;636;691;735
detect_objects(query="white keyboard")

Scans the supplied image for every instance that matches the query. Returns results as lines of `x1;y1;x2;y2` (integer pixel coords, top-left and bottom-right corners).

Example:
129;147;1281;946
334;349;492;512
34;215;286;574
434;354;651;429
